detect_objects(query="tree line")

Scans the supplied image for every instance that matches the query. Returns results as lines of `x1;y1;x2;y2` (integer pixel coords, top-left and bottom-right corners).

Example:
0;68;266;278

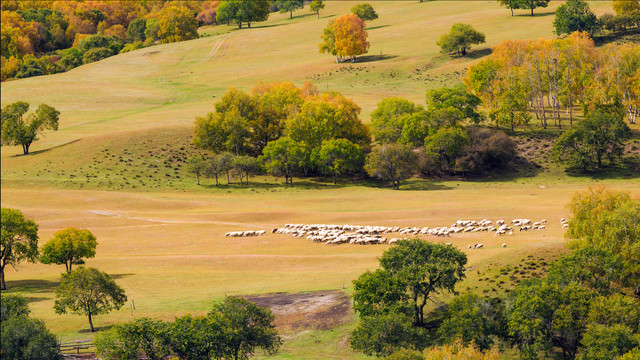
1;0;215;81
348;186;640;359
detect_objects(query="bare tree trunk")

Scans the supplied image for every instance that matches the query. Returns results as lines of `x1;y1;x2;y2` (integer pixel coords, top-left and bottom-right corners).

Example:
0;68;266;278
88;311;95;332
1;265;6;290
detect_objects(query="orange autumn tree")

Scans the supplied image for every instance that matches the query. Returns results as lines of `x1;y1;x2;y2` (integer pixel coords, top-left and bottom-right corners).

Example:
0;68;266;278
319;13;369;63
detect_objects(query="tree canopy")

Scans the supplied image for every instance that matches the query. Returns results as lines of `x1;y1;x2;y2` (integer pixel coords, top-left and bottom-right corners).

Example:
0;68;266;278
436;23;486;57
309;0;325;19
40;227;98;272
54;267;127;332
156;6;199;43
319;14;369;63
276;0;304;19
314;138;364;184
216;0;270;28
259;137;306;185
554;0;599;36
351;3;378;21
364;143;417;190
1;101;60;154
0;207;39;290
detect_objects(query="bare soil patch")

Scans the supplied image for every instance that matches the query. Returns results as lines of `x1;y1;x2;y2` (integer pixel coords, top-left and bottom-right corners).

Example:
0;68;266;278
245;290;352;330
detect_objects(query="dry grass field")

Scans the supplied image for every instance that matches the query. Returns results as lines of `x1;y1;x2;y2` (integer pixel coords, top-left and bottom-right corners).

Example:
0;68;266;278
2;1;638;359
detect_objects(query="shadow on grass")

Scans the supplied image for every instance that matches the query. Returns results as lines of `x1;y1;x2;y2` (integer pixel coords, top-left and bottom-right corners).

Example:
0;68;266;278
564;158;640;180
12;138;83;157
466;48;492;59
355;54;398;63
4;279;60;293
367;24;390;31
78;324;115;334
24;296;50;303
594;28;640;46
109;273;135;280
514;11;555;17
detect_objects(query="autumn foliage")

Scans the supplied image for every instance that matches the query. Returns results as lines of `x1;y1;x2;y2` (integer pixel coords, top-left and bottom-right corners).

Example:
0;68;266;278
319;14;369;63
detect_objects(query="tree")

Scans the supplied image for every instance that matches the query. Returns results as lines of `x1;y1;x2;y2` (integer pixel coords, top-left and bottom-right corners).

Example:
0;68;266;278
352;240;467;328
233;155;260;185
613;0;640;16
438;293;505;350
259;137;305;185
54;267;127;332
319;14;369;62
0;293;30;320
437;23;486;57
350;313;421;357
309;0;325;19
370;98;429;146
1;207;39;290
351;3;378;21
314;138;364;184
82;47;113;64
425;84;484;124
554;0;599;36
506;280;593;360
454;127;517;174
517;0;550;16
94;318;170;360
547;247;625;295
498;0;522;16
157;6;199;43
423;126;470;173
276;0;304;19
217;152;235;185
40;227;98;272
553;109;631;171
1;101;59;155
126;18;147;42
167;314;226;360
564;187;640;296
186;155;207;185
364;143;417;190
251;82;304;152
578;324;639;360
216;0;270;28
0;316;62;360
210;296;282;360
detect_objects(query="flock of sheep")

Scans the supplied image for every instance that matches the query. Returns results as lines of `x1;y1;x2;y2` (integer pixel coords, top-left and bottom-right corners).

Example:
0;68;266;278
224;218;567;248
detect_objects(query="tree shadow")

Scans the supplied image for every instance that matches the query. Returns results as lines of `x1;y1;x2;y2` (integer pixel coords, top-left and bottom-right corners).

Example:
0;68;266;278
366;24;390;31
564;158;640;180
11;138;83;157
514;11;555;17
4;279;60;293
594;28;640;46
24;296;50;303
109;273;135;280
466;48;492;59
355;54;398;63
78;324;115;333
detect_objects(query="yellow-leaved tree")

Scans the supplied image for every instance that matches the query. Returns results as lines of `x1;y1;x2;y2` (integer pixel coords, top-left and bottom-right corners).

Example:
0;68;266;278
319;13;369;63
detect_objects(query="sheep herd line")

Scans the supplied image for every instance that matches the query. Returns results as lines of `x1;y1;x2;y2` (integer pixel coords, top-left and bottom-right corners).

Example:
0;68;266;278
224;218;570;247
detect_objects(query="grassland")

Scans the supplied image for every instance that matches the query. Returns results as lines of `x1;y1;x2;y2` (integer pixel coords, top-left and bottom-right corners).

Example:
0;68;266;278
2;1;639;359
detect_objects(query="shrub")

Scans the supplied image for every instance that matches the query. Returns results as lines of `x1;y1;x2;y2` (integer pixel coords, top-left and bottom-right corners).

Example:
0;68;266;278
82;47;113;64
455;127;517;173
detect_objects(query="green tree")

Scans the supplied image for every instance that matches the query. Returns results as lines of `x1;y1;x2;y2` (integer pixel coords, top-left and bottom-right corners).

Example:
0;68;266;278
578;324;639;360
351;3;379;21
506;280;593;360
54;267;127;332
126;18;147;43
554;0;599;36
1;207;39;290
352;269;412;318
210;296;282;360
314;138;364;184
217;152;235;185
423;126;470;173
426;84;484;124
185;155;208;185
564;187;640;296
364;143;417;190
436;23;486;56
259;137;305;185
251;82;304;152
277;0;304;19
498;0;522;16
613;0;640;15
309;0;325;19
547;247;624;295
82;47;113;64
216;0;270;28
370;98;429;146
0;293;30;320
0;316;62;360
553;109;631;171
94;318;170;360
438;293;505;350
1;101;60;155
517;0;550;16
40;227;97;272
233;155;260;185
167;314;226;359
157;6;199;43
350;313;421;357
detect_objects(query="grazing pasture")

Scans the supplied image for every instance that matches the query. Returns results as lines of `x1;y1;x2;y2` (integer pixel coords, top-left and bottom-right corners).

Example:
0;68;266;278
2;1;638;359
